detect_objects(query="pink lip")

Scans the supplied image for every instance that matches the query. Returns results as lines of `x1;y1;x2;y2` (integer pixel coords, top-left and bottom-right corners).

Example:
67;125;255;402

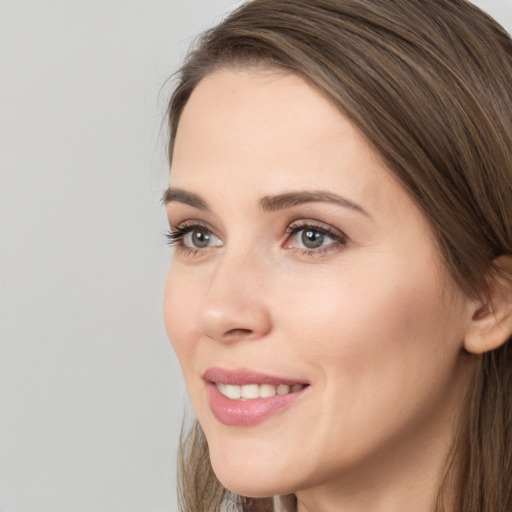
203;367;309;386
203;367;309;427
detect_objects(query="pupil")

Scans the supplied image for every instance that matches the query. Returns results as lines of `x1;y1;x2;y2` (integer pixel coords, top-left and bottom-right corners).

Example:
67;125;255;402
302;229;324;249
193;230;210;248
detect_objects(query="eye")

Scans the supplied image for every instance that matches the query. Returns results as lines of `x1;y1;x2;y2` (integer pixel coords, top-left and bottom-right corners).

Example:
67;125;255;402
284;222;347;254
166;223;223;250
182;228;221;248
297;229;328;249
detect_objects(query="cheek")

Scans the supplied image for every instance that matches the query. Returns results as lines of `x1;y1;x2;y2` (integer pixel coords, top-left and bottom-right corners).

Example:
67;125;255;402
279;260;464;404
163;264;199;365
270;265;467;473
279;262;436;345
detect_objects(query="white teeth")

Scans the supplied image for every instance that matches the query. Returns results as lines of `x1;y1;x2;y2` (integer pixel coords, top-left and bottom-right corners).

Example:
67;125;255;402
259;384;277;398
277;384;291;395
223;384;241;399
216;382;305;400
241;384;260;399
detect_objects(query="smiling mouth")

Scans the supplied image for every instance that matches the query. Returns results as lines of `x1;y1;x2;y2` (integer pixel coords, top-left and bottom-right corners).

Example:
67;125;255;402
215;382;308;400
204;368;310;426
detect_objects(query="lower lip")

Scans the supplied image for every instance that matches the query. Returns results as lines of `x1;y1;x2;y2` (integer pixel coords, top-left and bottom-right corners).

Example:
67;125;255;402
206;383;307;427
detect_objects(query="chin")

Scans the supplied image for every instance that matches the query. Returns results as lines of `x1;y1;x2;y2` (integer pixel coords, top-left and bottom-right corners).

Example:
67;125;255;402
209;445;296;498
213;471;288;499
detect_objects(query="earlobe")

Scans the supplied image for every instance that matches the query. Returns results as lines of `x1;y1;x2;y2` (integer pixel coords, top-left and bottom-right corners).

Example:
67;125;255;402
464;255;512;355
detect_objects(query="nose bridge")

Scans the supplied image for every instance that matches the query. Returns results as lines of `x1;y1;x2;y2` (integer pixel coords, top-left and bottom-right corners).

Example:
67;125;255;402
199;244;272;343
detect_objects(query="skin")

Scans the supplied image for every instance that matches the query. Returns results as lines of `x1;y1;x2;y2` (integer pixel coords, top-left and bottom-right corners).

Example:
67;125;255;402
163;69;477;512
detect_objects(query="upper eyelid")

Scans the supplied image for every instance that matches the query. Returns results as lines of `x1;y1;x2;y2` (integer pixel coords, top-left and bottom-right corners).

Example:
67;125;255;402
170;218;348;241
170;219;216;232
286;220;347;237
288;220;336;230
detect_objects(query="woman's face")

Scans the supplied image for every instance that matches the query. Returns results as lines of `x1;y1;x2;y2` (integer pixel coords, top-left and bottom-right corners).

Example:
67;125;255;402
164;69;474;502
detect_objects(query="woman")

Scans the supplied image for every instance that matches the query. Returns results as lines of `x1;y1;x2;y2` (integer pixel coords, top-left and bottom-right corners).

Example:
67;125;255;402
162;1;512;511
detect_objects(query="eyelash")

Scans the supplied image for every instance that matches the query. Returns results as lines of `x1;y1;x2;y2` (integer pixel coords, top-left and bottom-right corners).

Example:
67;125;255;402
165;221;348;256
285;221;347;255
165;221;212;258
165;222;205;246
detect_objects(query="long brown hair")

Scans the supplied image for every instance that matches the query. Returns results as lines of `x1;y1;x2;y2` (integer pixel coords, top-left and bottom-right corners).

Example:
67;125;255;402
166;1;512;510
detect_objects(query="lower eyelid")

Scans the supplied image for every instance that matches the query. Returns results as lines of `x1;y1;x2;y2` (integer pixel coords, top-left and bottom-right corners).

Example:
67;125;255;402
176;247;204;258
283;235;347;258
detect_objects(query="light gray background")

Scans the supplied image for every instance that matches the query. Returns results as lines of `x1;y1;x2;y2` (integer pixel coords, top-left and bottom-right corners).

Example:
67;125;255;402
0;1;510;511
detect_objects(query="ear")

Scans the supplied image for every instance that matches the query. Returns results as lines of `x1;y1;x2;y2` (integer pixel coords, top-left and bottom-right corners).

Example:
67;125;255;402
464;255;512;354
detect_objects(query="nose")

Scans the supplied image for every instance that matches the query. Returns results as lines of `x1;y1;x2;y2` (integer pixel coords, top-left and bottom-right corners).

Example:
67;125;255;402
198;250;273;344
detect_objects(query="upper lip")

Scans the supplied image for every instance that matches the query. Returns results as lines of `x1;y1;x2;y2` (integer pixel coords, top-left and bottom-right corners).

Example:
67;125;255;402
203;367;309;386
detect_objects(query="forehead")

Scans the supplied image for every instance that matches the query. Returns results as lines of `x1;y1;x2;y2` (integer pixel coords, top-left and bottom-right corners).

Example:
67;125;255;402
170;68;411;221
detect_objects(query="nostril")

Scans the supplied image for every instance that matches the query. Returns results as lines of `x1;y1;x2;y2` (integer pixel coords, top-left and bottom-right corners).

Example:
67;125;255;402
225;328;253;337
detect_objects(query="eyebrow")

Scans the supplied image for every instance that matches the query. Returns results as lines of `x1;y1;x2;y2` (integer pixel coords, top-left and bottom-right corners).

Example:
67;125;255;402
162;187;370;217
260;191;370;216
162;187;210;210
